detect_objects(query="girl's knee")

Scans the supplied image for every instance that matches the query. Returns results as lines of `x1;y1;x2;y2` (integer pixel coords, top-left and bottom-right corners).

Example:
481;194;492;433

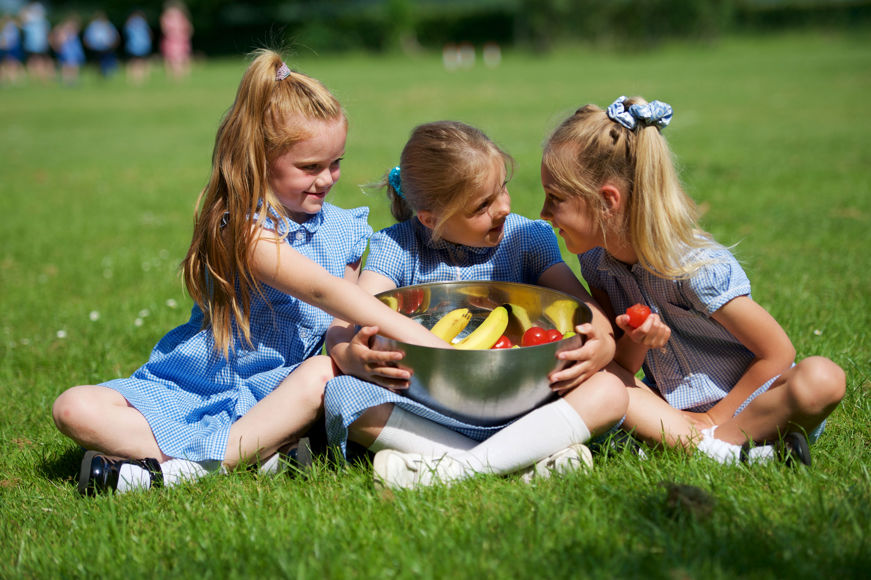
52;386;92;433
792;357;846;412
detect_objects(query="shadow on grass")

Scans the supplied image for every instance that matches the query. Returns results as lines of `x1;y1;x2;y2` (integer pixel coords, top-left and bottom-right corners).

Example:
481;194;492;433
38;445;85;484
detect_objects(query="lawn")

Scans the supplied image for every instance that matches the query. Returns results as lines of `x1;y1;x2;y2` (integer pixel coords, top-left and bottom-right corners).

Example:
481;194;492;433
1;30;869;578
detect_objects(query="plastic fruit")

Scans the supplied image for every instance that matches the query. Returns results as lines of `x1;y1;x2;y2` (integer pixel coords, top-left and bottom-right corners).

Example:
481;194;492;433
455;306;510;350
430;308;472;342
521;326;548;347
626;304;651;329
544;329;563;343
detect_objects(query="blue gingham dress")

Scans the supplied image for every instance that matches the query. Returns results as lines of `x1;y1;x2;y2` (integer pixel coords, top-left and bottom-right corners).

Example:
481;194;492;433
580;244;778;413
102;203;372;461
324;214;564;454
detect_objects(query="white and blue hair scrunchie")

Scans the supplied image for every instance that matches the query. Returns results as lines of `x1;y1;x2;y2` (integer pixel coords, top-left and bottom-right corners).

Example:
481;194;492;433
606;95;673;130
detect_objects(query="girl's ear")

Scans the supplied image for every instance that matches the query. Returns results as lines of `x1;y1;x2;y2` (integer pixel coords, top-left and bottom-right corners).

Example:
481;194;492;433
417;210;437;230
600;183;623;215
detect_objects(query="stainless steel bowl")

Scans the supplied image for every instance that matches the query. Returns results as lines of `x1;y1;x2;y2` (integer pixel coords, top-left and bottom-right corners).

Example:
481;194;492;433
373;281;591;426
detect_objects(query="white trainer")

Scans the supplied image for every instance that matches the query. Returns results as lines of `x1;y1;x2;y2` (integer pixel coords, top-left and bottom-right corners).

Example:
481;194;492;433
373;450;467;490
520;443;594;483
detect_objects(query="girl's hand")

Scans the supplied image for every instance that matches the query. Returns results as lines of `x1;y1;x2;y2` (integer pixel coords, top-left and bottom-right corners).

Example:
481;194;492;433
343;325;412;392
616;312;671;349
547;323;615;394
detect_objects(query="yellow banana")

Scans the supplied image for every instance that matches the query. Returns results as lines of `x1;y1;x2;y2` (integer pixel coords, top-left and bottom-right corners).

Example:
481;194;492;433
543;299;578;335
430;308;472;342
455;306;509;350
505;302;534;333
380;296;400;311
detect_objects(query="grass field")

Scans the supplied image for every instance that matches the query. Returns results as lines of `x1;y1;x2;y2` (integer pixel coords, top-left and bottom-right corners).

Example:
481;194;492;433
1;30;870;578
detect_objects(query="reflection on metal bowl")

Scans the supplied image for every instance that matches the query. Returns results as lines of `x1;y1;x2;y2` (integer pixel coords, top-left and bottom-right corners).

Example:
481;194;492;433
373;281;591;426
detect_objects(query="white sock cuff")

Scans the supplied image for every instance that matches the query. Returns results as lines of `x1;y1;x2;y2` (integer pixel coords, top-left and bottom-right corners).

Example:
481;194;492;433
551;398;592;444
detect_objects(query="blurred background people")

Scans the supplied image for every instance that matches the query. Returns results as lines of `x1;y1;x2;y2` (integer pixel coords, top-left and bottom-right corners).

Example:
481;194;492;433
83;10;119;78
160;1;192;81
50;13;84;85
0;13;24;84
19;1;52;83
123;10;152;85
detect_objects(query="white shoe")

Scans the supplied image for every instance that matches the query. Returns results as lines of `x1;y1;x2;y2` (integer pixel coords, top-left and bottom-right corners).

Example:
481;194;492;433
520;443;593;483
373;450;467;490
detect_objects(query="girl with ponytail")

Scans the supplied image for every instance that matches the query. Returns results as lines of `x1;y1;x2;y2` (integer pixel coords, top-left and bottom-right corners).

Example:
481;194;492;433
53;50;447;495
540;96;844;465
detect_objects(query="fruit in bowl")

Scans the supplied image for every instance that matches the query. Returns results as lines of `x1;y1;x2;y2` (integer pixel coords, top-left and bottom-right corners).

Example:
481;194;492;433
373;281;591;425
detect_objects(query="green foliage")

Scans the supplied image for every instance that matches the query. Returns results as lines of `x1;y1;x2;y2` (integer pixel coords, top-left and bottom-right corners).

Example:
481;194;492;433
1;30;870;578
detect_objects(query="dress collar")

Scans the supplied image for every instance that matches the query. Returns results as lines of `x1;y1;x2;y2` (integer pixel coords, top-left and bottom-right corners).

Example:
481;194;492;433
414;217;494;257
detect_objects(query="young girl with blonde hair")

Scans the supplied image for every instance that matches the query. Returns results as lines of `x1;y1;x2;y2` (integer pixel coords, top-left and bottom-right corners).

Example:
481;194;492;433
52;50;447;495
539;96;845;464
325;120;628;489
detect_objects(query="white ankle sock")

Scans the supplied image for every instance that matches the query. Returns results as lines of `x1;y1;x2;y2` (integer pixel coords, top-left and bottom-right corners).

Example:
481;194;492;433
369;407;477;454
160;458;222;487
697;427;775;465
451;398;591;476
116;463;152;493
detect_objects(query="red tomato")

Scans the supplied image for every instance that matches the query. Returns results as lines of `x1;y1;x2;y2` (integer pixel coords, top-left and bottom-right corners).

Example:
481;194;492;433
491;335;513;349
625;304;651;329
521;326;548;347
545;329;563;343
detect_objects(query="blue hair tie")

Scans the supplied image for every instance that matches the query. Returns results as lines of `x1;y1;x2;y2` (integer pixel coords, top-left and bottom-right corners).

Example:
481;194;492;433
388;165;404;199
607;96;673;130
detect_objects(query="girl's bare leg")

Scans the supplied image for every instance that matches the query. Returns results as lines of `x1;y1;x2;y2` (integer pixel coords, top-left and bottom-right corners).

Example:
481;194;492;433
52;385;169;461
223;355;336;469
713;356;845;445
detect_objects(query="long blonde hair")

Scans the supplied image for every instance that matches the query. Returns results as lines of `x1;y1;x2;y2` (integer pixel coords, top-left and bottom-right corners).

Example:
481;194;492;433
542;98;712;279
182;49;346;355
382;121;513;241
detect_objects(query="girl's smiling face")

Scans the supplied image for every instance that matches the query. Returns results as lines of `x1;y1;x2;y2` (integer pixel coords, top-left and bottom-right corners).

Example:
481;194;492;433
423;160;511;248
268;117;347;223
539;163;603;255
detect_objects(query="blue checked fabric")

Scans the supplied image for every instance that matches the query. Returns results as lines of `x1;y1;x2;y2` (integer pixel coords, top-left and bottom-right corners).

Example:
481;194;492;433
102;203;372;461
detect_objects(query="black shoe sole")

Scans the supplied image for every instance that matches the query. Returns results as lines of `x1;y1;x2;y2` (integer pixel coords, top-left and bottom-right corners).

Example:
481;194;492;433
77;450;101;496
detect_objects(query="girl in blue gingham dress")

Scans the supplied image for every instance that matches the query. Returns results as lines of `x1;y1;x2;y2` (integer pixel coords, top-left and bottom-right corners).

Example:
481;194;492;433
326;121;627;487
538;96;845;465
52;51;447;495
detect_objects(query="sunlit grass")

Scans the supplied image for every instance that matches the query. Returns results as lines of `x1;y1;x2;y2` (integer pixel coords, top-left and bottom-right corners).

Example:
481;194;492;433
1;29;869;578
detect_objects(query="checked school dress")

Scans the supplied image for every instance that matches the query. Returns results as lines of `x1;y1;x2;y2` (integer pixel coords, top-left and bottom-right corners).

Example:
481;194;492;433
579;244;824;442
324;213;564;455
102;203;372;462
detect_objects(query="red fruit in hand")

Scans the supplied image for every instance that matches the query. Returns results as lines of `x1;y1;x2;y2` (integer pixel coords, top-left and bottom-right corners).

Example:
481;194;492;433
545;329;563;343
626;304;651;329
491;335;513;349
521;326;548;347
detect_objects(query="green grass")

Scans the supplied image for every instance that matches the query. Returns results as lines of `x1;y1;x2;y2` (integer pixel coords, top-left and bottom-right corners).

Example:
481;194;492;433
2;30;870;578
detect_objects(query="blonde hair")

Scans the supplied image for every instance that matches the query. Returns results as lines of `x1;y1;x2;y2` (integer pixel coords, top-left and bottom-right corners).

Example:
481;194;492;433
182;49;346;355
381;121;513;241
542;97;711;279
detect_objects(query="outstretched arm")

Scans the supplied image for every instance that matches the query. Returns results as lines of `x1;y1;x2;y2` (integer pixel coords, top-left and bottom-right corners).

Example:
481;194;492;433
326;269;416;389
250;232;449;349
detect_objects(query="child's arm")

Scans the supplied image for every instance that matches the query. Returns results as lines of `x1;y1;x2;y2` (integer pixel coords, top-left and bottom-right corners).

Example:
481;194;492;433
250;232;449;349
699;296;795;426
537;263;617;390
326;269;416;390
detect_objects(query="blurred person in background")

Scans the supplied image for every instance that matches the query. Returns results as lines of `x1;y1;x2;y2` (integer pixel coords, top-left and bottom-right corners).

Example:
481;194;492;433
0;12;24;84
123;9;152;85
160;0;192;81
83;10;119;78
19;1;52;83
50;13;84;85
